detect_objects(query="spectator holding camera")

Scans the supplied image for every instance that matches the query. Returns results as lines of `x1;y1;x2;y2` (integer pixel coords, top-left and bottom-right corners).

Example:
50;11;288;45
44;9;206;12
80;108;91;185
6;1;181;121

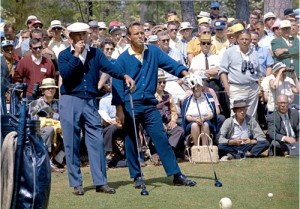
269;62;299;104
13;38;56;100
219;30;261;117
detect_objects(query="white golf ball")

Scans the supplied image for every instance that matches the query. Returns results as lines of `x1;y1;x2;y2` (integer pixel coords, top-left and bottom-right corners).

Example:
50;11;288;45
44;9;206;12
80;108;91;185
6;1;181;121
219;197;232;209
268;193;273;198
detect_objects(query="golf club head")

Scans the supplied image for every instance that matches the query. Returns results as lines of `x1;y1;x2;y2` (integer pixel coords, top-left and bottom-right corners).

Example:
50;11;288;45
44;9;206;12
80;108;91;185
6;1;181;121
140;188;149;196
215;180;223;187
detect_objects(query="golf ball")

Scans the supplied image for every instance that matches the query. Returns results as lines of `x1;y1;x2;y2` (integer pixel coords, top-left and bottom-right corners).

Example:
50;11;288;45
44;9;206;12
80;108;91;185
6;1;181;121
219;197;232;209
268;193;273;198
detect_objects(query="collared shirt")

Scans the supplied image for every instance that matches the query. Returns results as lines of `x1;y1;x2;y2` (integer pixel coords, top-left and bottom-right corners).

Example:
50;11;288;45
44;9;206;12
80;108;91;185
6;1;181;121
211;35;229;54
254;45;274;76
70;44;90;64
128;45;148;63
231;117;250;139
155;90;178;122
48;38;69;59
99;93;116;119
258;35;273;50
190;52;220;79
31;55;42;65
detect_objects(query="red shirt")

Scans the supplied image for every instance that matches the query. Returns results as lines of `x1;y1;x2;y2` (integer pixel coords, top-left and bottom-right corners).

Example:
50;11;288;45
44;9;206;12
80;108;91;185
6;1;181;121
13;55;56;96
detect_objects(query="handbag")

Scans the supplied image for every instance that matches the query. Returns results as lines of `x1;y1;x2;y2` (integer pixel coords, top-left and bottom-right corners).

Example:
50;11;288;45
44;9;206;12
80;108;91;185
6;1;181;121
191;133;219;163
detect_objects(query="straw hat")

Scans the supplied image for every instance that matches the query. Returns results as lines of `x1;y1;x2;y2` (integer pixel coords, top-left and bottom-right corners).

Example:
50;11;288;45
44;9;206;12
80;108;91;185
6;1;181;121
39;78;58;89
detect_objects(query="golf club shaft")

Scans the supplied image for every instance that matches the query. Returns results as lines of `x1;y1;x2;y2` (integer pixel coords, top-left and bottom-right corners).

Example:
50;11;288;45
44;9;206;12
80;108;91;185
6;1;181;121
193;91;220;182
129;93;146;185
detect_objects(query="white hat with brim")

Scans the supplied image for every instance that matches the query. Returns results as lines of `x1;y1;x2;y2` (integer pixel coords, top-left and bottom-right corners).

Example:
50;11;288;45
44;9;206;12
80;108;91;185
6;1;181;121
273;62;286;72
179;22;193;32
25;15;37;25
263;12;276;22
67;22;90;33
39;78;58;89
279;20;291;29
50;20;63;29
197;11;210;18
98;22;107;29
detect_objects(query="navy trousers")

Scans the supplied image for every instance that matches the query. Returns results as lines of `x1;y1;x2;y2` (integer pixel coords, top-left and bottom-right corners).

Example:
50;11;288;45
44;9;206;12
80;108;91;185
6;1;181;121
123;101;181;179
60;95;107;187
218;140;270;158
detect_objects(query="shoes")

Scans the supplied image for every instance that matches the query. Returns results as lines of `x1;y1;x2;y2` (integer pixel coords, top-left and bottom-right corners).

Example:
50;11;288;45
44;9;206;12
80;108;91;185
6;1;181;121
173;174;197;187
220;153;234;162
73;186;84;195
134;176;145;189
96;185;116;194
284;151;292;158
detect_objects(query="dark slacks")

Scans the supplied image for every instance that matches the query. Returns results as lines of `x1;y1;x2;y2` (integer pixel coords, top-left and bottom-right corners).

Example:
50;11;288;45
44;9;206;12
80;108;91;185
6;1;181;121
218;140;270;158
123;101;181;179
60;95;107;187
103;124;123;152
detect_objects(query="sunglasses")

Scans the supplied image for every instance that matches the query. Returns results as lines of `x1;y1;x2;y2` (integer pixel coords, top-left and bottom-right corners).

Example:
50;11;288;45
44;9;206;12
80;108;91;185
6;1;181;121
161;39;170;43
144;28;150;32
34;25;43;29
201;42;211;46
52;27;62;31
170;29;179;32
272;27;279;30
212;7;219;10
99;28;106;31
158;81;166;84
105;48;114;51
31;46;43;51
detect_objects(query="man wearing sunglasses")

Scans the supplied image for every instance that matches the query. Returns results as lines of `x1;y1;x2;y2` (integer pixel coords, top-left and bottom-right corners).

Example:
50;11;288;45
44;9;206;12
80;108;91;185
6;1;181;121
48;20;69;60
14;38;56;100
210;1;221;21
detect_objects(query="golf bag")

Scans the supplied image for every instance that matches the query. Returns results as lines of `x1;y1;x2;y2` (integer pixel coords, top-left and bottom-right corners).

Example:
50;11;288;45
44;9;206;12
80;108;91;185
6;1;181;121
1;83;51;209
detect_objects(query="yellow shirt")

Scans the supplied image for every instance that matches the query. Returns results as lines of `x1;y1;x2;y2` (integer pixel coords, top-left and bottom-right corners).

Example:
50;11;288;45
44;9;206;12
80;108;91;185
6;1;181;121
186;38;217;57
211;35;229;54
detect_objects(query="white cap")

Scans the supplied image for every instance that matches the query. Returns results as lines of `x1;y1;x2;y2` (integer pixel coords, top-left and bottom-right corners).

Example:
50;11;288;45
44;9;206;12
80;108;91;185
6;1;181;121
263;12;276;22
98;22;107;29
67;22;90;33
50;20;63;28
25;15;37;25
179;22;193;32
197;11;210;18
279;20;291;29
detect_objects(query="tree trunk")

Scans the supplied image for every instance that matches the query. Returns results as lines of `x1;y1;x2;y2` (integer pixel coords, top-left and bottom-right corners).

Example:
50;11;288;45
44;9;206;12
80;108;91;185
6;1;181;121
264;0;293;20
180;0;197;27
236;0;249;22
140;2;148;24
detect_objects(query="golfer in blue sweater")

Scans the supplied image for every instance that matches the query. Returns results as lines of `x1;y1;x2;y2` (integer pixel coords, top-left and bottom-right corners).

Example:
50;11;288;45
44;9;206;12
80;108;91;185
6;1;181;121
58;22;135;195
112;22;196;189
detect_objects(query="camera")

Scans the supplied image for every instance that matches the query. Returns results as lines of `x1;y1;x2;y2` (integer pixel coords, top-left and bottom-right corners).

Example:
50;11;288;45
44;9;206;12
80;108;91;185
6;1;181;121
32;82;41;98
284;67;295;73
241;60;255;74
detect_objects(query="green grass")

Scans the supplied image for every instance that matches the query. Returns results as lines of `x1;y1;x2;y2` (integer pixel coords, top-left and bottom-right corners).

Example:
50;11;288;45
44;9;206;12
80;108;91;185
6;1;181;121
49;157;299;209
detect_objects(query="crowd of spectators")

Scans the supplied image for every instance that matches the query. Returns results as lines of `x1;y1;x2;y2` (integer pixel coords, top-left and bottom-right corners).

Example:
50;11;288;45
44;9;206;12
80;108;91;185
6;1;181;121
1;1;299;174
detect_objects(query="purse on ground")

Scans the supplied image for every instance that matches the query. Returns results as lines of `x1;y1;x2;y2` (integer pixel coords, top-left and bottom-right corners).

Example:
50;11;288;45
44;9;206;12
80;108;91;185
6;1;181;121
191;133;219;163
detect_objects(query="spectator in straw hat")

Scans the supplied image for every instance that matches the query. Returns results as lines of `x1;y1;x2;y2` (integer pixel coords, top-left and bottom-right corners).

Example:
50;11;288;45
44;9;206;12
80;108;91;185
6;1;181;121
98;22;107;40
197;11;210;20
186;25;216;65
28;78;65;173
263;12;276;37
218;99;269;161
58;22;135;195
48;20;69;60
179;22;195;65
271;20;299;77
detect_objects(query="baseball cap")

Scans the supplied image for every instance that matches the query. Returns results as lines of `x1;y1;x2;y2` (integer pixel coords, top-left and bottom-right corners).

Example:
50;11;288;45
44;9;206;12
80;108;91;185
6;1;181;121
109;26;121;34
214;20;226;30
210;1;220;8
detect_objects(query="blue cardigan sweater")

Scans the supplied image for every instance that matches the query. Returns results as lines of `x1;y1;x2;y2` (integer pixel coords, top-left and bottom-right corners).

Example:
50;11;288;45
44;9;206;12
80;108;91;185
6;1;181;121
112;45;188;106
58;46;125;99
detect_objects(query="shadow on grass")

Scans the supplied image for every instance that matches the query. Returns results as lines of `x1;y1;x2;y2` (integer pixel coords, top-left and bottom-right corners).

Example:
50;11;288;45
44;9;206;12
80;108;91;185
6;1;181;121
82;174;216;193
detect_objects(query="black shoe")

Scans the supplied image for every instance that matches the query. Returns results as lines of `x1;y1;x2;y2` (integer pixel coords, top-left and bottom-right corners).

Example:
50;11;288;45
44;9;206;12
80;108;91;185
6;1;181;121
73;186;84;195
173;174;197;187
96;185;116;194
134;177;145;189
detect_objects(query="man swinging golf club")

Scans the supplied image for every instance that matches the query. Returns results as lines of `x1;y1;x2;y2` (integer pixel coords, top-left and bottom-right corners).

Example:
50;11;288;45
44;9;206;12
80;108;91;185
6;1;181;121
112;22;196;194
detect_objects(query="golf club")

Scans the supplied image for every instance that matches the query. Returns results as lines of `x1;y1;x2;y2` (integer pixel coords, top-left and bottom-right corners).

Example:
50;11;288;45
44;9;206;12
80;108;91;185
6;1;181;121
129;93;149;196
193;88;223;187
